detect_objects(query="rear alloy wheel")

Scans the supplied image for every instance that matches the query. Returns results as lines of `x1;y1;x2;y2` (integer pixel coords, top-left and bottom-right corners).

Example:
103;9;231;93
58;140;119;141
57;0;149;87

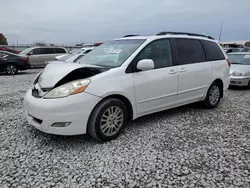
88;98;128;142
5;64;18;75
202;83;221;109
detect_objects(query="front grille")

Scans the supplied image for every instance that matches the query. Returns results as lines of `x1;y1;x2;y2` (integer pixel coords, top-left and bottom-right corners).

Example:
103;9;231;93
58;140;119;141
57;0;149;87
231;81;241;84
32;89;41;98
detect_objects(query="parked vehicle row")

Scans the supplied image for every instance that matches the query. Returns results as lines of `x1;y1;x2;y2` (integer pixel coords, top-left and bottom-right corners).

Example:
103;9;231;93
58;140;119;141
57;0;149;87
23;31;230;142
223;47;250;53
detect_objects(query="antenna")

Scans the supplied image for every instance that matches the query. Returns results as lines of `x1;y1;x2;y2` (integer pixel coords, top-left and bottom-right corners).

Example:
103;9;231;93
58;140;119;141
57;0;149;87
219;22;223;41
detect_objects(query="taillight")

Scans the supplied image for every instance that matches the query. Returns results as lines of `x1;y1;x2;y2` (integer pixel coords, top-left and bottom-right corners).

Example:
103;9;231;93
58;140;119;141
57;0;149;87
226;59;231;67
94;42;102;46
22;57;28;62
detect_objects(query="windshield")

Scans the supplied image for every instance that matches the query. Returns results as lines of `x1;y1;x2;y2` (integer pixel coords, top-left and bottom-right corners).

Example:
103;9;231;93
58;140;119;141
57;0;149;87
76;39;145;67
69;48;82;54
20;48;33;55
228;54;250;65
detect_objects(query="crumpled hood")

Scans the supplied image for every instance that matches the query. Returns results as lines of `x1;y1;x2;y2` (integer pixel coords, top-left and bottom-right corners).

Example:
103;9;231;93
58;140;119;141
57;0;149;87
38;62;102;88
230;64;250;74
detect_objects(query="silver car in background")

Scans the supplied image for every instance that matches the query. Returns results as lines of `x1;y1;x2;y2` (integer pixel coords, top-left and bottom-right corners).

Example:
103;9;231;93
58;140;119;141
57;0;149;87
20;47;67;67
58;47;94;63
228;52;250;88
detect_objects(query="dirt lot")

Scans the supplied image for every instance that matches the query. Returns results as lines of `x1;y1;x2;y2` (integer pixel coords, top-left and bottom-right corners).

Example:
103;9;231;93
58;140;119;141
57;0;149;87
0;69;250;188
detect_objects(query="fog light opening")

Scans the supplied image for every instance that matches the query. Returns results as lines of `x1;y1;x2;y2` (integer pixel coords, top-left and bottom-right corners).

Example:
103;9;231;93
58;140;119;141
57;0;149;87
51;122;71;128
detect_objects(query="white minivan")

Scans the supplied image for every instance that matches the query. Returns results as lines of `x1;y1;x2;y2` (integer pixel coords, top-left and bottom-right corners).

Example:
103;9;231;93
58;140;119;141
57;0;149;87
23;32;230;142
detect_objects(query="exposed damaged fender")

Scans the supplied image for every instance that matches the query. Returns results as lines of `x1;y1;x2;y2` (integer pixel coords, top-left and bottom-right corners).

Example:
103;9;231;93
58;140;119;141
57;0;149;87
37;62;109;89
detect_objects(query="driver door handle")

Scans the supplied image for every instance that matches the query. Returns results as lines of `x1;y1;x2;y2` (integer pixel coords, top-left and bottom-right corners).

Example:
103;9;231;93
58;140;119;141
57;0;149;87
169;69;177;74
179;67;187;73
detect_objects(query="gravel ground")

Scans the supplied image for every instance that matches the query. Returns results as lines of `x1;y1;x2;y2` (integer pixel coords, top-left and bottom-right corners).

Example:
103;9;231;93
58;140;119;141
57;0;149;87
0;69;250;188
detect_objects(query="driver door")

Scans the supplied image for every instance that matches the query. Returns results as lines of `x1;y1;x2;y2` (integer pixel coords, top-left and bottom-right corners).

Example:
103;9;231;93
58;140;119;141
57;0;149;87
28;48;45;67
132;39;178;116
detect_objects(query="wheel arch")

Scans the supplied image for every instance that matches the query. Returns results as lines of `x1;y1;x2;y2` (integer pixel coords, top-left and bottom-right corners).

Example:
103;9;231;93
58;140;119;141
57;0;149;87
88;93;134;125
101;94;134;122
212;78;224;98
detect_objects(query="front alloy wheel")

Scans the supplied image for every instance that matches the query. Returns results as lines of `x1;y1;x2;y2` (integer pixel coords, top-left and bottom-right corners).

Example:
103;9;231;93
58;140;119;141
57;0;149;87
5;64;18;75
88;98;128;142
100;106;124;137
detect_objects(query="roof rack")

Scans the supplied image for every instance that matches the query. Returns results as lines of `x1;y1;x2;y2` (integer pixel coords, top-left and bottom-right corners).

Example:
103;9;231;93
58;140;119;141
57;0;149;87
123;35;139;38
156;31;215;40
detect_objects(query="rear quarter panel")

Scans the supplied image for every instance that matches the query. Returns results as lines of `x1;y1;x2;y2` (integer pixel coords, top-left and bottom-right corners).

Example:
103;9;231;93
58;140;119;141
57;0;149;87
213;59;230;91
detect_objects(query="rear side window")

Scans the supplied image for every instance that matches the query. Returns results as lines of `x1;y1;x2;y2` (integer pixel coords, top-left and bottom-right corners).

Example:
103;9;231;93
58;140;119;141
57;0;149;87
30;48;42;55
42;48;55;54
202;40;225;61
55;48;66;53
175;38;206;65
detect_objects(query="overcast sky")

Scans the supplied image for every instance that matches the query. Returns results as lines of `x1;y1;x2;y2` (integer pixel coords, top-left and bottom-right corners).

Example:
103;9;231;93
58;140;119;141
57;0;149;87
1;0;250;45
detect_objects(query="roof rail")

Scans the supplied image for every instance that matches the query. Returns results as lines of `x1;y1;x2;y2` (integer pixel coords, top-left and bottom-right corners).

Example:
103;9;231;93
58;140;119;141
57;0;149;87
123;35;139;38
156;31;215;40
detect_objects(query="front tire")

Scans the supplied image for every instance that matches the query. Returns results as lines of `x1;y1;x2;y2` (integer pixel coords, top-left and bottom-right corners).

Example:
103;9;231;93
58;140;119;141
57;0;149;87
87;98;128;142
202;83;221;109
5;64;18;75
247;80;250;89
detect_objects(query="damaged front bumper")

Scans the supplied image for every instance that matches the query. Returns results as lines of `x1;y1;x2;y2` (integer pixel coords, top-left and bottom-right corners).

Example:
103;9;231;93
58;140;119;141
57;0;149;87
23;89;102;135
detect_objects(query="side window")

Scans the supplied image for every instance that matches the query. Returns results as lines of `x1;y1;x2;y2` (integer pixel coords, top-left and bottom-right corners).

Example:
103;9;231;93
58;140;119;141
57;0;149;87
135;39;173;69
55;48;66;53
175;38;206;65
84;49;92;54
30;48;42;55
0;52;9;58
42;48;55;54
202;40;225;61
74;55;84;62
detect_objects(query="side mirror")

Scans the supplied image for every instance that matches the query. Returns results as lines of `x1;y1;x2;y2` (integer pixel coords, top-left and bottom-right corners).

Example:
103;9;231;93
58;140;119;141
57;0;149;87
27;51;33;56
137;59;154;71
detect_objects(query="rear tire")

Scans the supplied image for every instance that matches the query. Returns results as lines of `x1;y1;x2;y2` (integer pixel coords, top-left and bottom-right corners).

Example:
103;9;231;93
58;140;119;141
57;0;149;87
202;83;221;109
247;80;250;89
5;64;18;75
87;98;128;142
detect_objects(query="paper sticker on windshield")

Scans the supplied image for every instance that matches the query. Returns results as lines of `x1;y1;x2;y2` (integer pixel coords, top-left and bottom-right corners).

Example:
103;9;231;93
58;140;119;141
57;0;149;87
107;49;121;54
244;55;250;58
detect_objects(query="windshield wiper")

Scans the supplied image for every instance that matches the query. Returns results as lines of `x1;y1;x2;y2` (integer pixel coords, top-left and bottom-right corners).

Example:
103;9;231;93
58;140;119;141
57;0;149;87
231;62;244;65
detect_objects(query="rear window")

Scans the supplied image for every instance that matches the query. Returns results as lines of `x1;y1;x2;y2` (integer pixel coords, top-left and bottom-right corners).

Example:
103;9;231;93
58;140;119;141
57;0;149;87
42;48;55;54
202;40;225;61
175;38;206;65
55;48;66;53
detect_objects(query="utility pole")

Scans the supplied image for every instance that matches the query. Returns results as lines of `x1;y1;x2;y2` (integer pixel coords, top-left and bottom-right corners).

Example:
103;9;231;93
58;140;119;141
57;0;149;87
219;22;223;41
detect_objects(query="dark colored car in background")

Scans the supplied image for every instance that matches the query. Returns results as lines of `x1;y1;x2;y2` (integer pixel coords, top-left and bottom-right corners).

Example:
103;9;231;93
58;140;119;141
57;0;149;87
0;47;20;54
0;50;31;75
223;48;242;53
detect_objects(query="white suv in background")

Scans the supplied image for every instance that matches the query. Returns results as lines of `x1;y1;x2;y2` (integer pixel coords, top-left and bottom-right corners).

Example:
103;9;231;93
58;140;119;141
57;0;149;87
23;32;230;142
